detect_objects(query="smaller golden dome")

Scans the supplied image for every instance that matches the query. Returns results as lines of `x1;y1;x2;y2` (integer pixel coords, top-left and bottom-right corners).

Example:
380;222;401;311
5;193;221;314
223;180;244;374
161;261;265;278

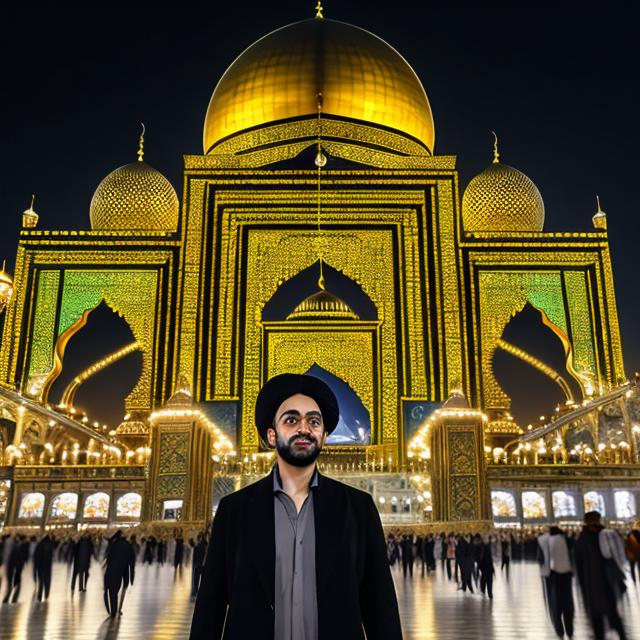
288;288;358;320
90;161;179;231
462;161;545;233
0;265;13;314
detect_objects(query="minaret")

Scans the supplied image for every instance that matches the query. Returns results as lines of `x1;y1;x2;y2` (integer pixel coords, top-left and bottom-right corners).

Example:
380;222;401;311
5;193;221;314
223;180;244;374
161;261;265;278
22;195;39;228
592;195;607;230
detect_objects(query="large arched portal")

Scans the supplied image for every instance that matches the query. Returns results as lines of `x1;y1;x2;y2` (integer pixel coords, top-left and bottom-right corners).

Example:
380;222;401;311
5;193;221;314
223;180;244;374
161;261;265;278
305;364;371;445
260;261;381;448
492;303;582;426
48;301;143;427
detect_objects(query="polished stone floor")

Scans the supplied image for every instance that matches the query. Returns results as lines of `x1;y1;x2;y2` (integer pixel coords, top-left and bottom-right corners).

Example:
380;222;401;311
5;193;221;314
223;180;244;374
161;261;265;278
0;559;639;639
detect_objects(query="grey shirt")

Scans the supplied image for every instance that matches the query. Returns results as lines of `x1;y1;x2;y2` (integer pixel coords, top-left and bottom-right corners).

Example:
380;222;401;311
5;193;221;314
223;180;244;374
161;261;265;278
273;466;319;640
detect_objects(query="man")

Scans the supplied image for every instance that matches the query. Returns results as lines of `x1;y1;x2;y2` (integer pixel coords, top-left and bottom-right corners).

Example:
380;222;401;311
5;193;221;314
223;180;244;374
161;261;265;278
190;373;402;640
574;511;627;640
33;533;55;601
103;530;135;618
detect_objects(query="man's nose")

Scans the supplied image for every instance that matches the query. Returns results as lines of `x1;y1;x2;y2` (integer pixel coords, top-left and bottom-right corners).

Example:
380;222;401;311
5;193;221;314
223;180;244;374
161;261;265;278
297;421;312;434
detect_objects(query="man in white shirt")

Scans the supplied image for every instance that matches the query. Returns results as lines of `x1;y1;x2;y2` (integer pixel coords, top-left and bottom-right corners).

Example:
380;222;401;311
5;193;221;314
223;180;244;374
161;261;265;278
549;526;574;638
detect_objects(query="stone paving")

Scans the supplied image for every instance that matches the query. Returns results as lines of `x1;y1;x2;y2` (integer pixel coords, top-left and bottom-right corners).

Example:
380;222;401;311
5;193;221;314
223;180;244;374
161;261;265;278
0;558;639;639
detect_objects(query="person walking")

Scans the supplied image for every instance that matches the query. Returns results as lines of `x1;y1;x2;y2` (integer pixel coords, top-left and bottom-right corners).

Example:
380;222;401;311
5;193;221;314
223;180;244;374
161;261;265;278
445;533;456;581
501;533;511;579
174;532;185;576
479;536;494;598
103;530;136;618
33;534;55;601
2;535;29;603
401;534;414;578
624;519;640;583
190;373;402;640
547;526;574;639
72;533;93;592
190;533;207;598
574;511;627;640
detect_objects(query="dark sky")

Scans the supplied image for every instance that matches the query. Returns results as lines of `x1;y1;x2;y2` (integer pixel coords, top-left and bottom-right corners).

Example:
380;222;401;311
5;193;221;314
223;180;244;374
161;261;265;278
1;1;638;424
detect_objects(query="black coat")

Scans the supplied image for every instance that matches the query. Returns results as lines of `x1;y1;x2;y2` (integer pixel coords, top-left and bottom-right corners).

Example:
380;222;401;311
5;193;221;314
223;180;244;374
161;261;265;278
74;536;93;572
104;536;135;590
34;536;54;578
190;469;402;640
574;524;620;616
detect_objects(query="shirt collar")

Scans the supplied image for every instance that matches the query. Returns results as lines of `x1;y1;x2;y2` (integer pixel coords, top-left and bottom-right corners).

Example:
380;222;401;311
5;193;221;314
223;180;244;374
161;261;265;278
272;464;319;493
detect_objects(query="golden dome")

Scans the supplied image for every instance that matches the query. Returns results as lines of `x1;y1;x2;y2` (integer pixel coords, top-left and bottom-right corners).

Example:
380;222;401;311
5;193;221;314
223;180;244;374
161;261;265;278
288;288;359;321
462;161;545;233
203;18;434;154
0;266;13;314
90;161;179;231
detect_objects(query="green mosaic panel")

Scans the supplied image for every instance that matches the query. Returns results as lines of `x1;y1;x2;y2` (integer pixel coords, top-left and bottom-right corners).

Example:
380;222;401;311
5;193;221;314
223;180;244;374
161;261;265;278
564;271;597;380
29;271;60;378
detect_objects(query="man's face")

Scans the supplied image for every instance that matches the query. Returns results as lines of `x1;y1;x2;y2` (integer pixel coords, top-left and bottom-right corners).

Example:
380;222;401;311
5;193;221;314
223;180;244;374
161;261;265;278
267;393;326;467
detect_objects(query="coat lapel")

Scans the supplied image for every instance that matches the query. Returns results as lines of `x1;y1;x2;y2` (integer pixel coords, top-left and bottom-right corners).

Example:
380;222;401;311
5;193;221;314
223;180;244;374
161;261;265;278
247;473;276;605
314;472;348;594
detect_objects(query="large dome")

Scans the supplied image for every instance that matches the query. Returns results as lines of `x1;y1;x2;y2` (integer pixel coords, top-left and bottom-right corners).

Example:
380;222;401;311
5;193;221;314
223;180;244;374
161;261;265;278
90;161;180;232
462;161;545;233
203;18;435;154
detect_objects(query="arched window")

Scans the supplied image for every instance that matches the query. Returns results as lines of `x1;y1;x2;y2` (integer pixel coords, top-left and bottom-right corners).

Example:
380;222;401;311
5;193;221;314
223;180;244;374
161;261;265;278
491;490;517;517
50;492;78;520
18;492;45;519
584;491;605;516
83;492;110;519
552;491;577;517
116;492;141;519
614;491;636;519
522;491;547;519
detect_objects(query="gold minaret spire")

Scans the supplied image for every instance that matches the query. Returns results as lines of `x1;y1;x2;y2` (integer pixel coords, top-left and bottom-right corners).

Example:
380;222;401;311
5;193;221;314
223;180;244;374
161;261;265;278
137;123;146;162
491;131;500;163
592;194;607;230
315;92;327;290
315;1;324;18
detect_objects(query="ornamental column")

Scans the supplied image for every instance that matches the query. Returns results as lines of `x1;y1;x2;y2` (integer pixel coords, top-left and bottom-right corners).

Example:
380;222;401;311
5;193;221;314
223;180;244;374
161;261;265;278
430;392;491;524
146;378;233;524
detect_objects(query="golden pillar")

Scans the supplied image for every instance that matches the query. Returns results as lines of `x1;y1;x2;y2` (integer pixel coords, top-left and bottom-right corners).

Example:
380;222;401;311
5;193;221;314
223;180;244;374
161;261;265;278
430;394;491;524
146;380;232;524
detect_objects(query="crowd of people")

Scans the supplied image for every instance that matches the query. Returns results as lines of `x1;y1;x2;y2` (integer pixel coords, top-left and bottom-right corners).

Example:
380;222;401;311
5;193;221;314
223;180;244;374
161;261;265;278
0;514;639;637
0;526;209;617
385;514;640;639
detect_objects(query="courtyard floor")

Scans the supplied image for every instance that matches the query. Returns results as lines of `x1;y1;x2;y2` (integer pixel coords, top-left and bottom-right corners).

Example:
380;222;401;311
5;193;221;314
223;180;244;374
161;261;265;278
0;559;639;639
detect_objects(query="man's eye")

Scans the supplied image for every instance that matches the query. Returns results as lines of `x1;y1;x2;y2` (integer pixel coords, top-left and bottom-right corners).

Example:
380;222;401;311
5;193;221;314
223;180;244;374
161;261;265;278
285;416;298;424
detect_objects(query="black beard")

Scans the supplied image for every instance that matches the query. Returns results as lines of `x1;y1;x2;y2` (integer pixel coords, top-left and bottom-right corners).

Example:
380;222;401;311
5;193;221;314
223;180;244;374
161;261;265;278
275;433;322;467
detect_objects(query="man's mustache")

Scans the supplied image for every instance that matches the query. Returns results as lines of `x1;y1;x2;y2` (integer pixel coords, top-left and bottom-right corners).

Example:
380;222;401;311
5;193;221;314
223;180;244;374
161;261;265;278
288;435;317;445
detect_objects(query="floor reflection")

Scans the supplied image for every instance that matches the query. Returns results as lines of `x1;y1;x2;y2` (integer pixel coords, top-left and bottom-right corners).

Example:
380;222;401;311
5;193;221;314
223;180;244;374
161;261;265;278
0;559;638;639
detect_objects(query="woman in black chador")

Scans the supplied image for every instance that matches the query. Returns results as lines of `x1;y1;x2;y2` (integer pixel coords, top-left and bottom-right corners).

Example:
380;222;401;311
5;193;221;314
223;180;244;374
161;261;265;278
103;530;136;618
33;534;55;601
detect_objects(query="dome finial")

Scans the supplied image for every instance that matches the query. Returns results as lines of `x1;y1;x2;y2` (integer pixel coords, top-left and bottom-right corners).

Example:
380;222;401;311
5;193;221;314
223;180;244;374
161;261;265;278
593;194;607;230
315;0;324;18
491;131;500;164
22;194;39;228
137;123;146;162
318;257;326;290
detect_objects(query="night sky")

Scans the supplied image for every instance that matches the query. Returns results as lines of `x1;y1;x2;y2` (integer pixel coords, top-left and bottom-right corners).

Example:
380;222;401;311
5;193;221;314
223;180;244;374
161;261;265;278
0;1;638;426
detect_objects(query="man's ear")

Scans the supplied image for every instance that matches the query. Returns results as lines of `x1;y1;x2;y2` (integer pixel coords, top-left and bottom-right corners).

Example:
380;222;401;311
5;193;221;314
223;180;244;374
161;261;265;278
266;426;277;449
